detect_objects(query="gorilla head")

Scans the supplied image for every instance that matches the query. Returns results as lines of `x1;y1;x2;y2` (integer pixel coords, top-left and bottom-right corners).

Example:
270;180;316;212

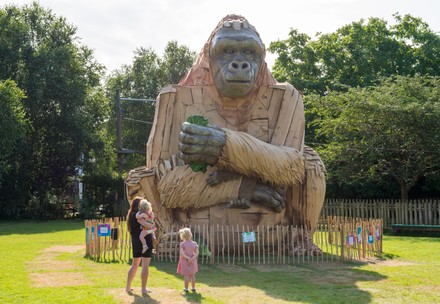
209;20;264;98
179;15;275;100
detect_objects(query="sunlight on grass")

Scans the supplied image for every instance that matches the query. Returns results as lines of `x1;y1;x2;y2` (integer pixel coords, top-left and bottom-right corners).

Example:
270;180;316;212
1;220;439;303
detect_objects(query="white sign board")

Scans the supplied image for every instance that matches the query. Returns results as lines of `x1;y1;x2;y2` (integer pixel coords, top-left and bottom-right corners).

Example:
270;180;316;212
242;231;256;243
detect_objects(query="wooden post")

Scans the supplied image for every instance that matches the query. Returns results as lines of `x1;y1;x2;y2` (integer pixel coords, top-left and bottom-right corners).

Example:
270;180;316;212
232;225;235;265
290;226;294;264
85;220;90;257
257;225;261;264
340;223;344;262
237;224;240;263
242;225;246;264
226;225;230;265
262;225;265;264
221;224;225;264
210;224;215;264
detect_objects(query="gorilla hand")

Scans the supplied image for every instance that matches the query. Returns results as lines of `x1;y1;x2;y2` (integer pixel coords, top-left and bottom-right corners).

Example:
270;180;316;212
251;183;286;213
206;170;241;187
225;177;285;213
179;122;226;165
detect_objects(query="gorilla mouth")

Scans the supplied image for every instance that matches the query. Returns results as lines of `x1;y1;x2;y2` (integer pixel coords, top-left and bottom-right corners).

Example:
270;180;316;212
227;80;250;83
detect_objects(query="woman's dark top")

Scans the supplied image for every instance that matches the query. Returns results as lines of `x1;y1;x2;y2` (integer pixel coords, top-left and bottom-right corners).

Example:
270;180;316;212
129;211;153;258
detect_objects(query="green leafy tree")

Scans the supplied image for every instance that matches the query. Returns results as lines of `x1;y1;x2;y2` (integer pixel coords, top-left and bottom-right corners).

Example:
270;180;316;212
312;75;440;201
0;3;109;218
105;41;196;172
270;13;440;200
161;41;196;85
269;13;440;95
0;80;28;187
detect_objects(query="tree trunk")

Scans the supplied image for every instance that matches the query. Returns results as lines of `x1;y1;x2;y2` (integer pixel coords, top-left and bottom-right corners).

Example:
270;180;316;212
400;183;409;202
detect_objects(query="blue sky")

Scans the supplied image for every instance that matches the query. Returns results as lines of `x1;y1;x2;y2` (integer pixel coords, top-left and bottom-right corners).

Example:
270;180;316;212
4;0;440;74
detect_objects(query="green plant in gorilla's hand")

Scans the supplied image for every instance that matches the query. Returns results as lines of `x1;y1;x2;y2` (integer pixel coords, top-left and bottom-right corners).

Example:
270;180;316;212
187;115;208;127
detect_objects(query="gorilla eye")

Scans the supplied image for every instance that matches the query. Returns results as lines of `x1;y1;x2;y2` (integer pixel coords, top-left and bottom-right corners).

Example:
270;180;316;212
224;48;235;55
243;49;254;55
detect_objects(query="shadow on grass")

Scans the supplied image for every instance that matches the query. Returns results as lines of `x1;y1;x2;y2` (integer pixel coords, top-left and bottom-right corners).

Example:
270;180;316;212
381;252;399;259
83;256;128;264
0;219;84;235
131;293;161;304
152;259;386;304
179;291;204;303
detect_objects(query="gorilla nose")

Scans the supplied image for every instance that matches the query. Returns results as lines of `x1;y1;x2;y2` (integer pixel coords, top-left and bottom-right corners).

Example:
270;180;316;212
229;61;250;71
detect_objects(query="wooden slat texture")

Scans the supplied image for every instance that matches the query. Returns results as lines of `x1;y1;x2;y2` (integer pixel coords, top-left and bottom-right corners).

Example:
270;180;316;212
86;210;440;264
270;85;296;146
322;198;440;227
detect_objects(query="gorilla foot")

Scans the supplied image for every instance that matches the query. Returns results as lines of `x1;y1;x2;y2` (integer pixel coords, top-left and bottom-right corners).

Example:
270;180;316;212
292;231;323;256
293;242;323;256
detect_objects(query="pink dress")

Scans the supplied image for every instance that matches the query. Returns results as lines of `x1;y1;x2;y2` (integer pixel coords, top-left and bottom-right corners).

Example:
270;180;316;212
177;240;198;275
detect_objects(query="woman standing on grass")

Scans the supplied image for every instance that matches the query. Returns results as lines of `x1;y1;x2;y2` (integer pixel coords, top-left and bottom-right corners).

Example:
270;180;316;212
125;197;155;294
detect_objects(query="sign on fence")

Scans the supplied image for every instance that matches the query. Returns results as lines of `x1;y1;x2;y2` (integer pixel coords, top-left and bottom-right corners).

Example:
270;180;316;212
367;232;374;244
346;234;355;246
98;223;111;237
357;226;362;244
241;231;256;243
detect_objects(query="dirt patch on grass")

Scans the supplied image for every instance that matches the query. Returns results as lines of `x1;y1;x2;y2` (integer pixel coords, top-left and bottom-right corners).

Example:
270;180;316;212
311;269;369;285
29;260;77;271
29;272;90;287
28;245;89;288
368;259;416;267
41;245;84;253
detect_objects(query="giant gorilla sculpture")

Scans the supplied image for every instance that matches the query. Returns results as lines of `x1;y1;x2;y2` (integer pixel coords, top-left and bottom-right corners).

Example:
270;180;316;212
126;14;326;254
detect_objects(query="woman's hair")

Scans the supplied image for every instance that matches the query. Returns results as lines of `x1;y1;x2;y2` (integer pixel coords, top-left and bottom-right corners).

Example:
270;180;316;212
179;227;193;241
127;196;142;233
138;199;152;213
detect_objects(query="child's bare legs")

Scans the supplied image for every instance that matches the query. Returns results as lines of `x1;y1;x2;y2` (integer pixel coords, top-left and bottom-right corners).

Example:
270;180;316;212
183;275;190;291
190;274;196;291
139;229;148;253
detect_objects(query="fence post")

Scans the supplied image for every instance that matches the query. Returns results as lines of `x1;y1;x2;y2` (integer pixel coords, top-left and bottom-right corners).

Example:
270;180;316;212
340;223;344;262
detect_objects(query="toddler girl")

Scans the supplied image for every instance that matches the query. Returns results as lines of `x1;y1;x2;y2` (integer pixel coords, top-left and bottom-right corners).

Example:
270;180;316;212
136;199;156;253
177;227;199;292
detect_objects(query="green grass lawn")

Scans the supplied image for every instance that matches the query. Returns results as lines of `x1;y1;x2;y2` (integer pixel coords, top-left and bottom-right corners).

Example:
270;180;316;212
0;220;439;304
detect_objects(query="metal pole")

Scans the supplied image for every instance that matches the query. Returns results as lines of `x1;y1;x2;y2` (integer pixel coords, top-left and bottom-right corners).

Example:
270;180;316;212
116;89;123;178
115;89;123;216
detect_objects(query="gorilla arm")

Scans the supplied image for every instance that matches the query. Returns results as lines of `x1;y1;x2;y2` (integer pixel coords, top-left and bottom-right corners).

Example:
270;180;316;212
179;122;305;189
218;129;305;188
179;123;305;212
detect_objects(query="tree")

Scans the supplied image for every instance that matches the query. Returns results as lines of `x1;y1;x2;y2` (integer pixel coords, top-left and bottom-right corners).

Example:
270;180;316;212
269;13;440;200
0;80;28;187
0;3;109;218
105;41;196;171
161;41;196;85
269;13;440;95
312;75;440;201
